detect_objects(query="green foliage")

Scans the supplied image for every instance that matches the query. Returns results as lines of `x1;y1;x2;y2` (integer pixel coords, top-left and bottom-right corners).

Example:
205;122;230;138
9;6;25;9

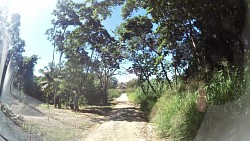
127;88;142;104
8;13;26;62
126;79;163;116
117;15;172;88
137;88;159;116
126;78;138;89
126;88;137;102
121;0;142;19
46;0;248;108
108;77;118;89
108;89;122;98
47;0;125;105
205;68;246;105
78;94;87;106
143;0;246;76
151;66;247;140
16;55;42;99
0;9;42;100
116;0;247;88
152;90;204;140
127;87;157;117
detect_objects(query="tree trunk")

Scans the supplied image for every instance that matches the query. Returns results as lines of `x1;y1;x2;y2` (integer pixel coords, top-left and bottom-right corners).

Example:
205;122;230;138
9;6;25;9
175;64;177;87
102;74;109;105
54;84;57;108
65;94;69;109
58;52;64;75
74;94;79;112
47;83;51;109
103;84;108;105
58;98;61;109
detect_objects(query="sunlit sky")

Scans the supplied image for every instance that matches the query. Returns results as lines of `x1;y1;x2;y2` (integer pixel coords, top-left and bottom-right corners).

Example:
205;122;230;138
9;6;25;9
1;0;138;82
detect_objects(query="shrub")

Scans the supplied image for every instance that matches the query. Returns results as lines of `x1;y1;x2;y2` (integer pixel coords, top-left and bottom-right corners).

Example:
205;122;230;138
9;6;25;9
108;89;122;98
135;88;160;116
126;79;138;89
152;90;204;140
126;88;137;102
205;69;246;105
126;82;162;117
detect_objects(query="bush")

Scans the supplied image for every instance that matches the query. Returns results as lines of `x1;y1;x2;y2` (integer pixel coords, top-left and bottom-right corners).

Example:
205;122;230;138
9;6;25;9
152;90;204;140
126;86;161;117
108;89;123;98
126;79;138;89
205;69;246;105
126;88;137;102
135;88;160;116
85;89;103;105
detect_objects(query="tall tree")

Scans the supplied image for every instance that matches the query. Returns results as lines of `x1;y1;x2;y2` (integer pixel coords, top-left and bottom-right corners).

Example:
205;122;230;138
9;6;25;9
0;8;41;101
116;16;172;93
15;55;40;98
45;0;81;75
8;14;25;64
142;0;247;78
116;0;247;83
47;0;124;105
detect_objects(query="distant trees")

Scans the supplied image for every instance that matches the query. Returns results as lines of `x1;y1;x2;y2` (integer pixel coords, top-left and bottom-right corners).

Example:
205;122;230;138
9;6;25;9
8;14;25;64
14;55;42;99
108;77;118;89
45;0;124;105
8;14;43;99
0;8;42;100
126;79;138;89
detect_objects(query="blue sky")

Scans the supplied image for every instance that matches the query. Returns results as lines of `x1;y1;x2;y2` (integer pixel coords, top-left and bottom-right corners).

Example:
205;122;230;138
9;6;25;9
1;0;142;82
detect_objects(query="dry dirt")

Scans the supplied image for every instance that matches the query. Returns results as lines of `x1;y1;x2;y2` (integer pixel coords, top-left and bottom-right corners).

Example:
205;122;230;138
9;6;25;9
16;93;162;141
82;93;159;141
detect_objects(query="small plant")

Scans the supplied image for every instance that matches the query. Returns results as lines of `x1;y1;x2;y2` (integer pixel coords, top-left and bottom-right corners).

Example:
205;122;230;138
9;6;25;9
152;90;205;140
126;80;162;117
108;89;121;98
205;68;246;105
126;88;137;102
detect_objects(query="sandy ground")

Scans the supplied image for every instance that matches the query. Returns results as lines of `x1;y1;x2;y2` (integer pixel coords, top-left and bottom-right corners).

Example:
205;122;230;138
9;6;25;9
83;93;159;141
1;92;162;141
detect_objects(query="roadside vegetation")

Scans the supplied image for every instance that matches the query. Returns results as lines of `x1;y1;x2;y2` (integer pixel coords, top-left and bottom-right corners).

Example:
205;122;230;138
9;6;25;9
1;0;250;140
126;65;248;140
108;88;126;99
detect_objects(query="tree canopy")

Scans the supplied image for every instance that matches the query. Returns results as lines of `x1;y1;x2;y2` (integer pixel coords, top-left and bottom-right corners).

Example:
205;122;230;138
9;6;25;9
45;0;248;98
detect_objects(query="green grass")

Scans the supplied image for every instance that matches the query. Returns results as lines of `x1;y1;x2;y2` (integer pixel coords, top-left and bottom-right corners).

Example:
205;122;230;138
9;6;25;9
151;90;204;141
205;69;246;105
126;83;207;140
38;103;50;109
126;88;159;116
108;89;125;98
126;88;138;103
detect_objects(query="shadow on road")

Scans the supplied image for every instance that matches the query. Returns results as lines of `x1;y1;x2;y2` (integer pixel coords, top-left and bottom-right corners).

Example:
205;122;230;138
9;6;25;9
78;93;148;124
86;106;147;124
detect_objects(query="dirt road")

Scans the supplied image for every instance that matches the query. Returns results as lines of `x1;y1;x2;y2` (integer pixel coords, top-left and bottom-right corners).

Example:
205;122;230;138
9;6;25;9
83;93;157;141
1;92;161;141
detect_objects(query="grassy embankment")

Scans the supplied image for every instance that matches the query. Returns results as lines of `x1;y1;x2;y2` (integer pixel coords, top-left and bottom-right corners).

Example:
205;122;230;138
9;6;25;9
126;68;247;140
